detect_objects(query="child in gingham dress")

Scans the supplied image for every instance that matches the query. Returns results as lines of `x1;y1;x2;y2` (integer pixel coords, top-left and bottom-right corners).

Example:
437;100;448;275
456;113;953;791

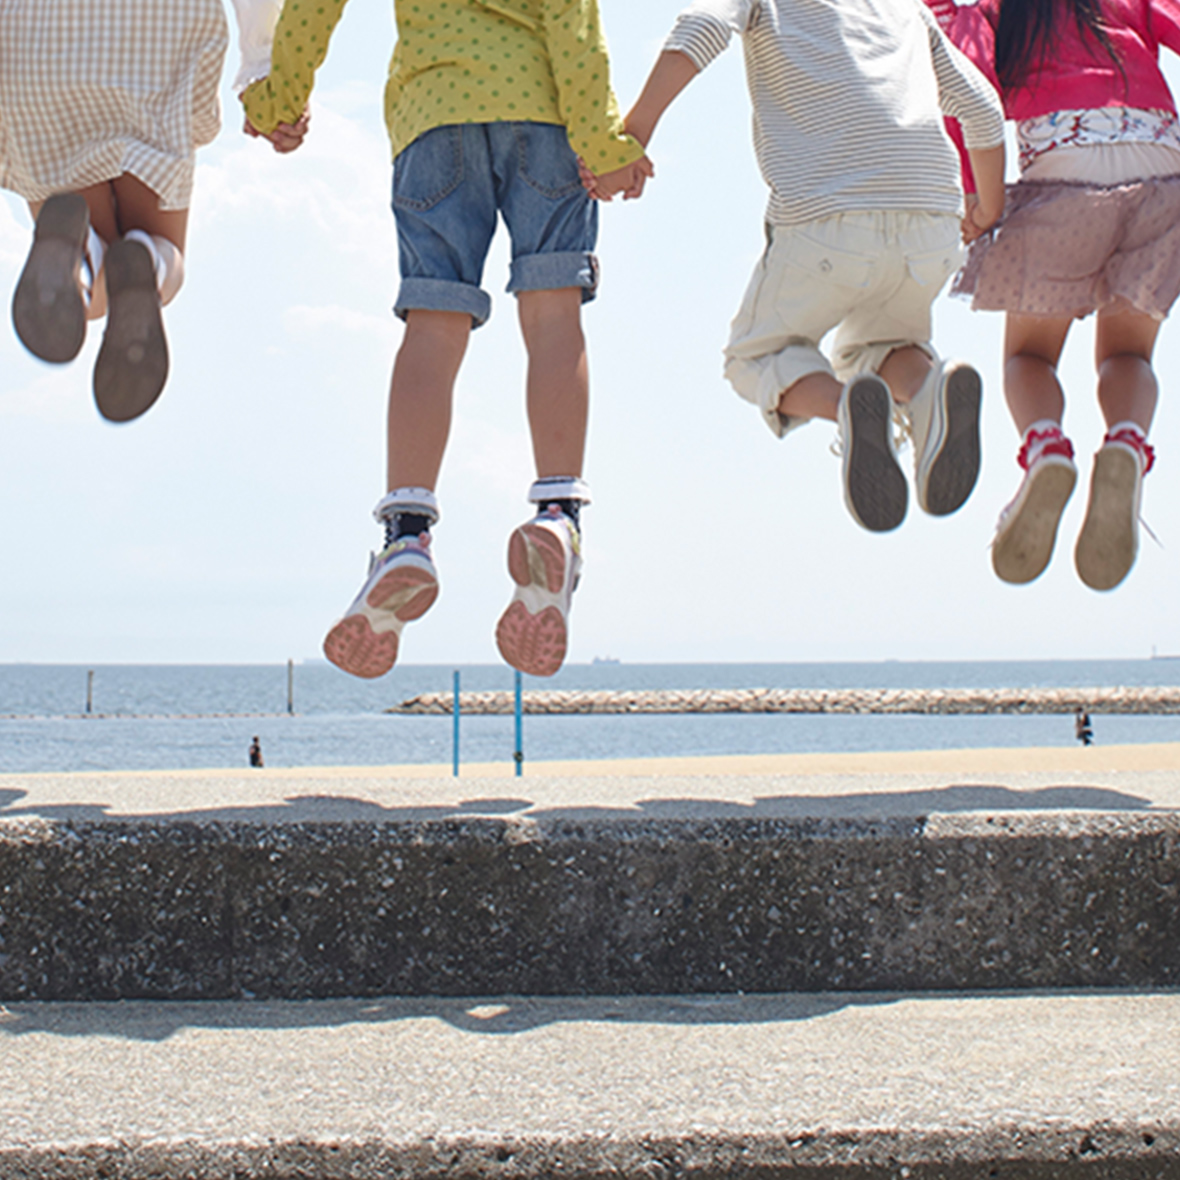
0;0;294;421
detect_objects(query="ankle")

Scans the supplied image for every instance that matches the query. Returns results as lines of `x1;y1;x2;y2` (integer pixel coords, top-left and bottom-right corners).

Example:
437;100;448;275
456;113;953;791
374;486;439;547
1018;420;1073;470
528;476;590;528
1103;421;1155;473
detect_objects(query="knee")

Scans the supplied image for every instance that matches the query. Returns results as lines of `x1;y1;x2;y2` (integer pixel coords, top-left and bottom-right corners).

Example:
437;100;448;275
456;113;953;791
518;288;583;345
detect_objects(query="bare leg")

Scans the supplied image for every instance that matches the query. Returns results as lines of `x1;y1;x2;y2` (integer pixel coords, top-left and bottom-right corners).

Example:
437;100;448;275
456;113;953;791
878;345;933;404
109;174;188;252
386;309;471;491
30;174;187;251
1073;304;1160;591
777;371;842;422
518;288;588;478
1094;306;1160;432
1003;314;1073;434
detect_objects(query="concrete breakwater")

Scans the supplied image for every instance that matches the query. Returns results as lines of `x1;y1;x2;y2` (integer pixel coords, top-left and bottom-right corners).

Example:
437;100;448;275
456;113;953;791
388;686;1180;716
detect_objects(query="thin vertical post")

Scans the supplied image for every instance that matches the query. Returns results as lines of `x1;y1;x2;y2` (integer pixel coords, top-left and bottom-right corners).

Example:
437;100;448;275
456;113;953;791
287;658;294;715
85;669;94;716
514;669;523;777
452;670;461;778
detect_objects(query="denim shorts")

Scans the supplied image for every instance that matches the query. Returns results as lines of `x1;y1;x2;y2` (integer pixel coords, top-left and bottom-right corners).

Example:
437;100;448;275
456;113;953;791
392;121;599;328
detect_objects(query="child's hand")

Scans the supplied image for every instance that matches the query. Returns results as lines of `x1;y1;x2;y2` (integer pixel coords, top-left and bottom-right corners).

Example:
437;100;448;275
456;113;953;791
242;107;311;154
582;156;655;202
961;193;998;243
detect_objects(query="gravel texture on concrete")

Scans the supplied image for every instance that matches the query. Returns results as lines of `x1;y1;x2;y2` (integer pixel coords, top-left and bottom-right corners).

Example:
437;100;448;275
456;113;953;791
1;991;1178;1179
2;800;1178;999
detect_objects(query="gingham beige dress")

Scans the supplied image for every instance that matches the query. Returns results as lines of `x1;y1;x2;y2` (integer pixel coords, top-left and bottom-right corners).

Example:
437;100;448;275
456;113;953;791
0;0;230;211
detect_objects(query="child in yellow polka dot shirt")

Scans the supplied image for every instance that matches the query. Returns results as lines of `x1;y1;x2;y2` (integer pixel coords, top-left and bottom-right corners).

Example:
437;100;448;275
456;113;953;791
242;0;651;680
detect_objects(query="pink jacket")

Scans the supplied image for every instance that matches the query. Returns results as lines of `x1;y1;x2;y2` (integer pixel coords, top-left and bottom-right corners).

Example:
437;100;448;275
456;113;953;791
926;0;1180;186
926;0;1180;118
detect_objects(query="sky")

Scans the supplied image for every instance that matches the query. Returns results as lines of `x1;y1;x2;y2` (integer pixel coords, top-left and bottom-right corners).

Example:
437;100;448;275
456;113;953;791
2;2;1180;668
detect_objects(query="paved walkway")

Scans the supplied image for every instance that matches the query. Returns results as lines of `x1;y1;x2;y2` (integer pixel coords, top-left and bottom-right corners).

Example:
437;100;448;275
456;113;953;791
2;991;1178;1177
2;743;1178;823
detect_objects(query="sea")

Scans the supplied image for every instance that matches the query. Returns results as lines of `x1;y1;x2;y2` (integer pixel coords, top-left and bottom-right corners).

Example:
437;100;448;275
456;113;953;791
1;660;1179;775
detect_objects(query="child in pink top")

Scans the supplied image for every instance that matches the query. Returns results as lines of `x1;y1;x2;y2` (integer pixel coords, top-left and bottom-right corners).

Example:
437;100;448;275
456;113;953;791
931;0;1180;590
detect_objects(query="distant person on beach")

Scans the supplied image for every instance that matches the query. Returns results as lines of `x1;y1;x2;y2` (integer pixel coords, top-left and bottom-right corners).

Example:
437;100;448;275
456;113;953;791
929;0;1180;590
608;0;1004;533
240;0;650;680
249;736;264;768
1;0;292;422
1075;709;1094;746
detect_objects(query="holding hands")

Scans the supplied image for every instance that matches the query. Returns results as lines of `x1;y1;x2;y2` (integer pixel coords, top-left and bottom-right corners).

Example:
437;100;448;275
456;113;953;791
242;107;311;153
578;155;655;201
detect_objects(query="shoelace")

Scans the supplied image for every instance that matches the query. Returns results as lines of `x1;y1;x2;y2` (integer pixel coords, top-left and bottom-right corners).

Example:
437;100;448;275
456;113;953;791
828;403;910;457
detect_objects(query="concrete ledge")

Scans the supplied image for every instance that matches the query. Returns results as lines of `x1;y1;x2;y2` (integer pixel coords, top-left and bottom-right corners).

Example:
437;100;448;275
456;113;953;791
2;811;1178;999
2;992;1178;1178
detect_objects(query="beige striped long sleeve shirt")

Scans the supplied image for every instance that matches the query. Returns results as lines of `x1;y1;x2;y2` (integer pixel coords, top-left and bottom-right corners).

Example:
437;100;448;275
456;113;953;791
664;0;1004;225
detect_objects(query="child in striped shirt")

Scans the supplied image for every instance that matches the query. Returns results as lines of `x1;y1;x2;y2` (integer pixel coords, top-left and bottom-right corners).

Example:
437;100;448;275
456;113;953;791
617;0;1006;533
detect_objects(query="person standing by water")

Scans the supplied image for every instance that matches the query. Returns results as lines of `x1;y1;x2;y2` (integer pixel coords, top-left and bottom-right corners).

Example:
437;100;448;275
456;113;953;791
1075;709;1094;746
249;736;264;768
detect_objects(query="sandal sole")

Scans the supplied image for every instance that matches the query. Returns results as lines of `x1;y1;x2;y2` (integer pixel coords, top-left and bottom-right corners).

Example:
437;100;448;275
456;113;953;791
93;238;169;422
12;193;89;363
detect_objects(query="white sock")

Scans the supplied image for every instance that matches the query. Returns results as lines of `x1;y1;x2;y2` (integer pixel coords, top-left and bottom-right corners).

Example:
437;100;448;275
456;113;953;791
123;229;185;305
527;476;592;506
373;487;440;526
1106;420;1147;441
83;228;108;319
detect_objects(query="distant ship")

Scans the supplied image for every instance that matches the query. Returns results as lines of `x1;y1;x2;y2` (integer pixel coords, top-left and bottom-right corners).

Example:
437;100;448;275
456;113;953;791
592;656;621;665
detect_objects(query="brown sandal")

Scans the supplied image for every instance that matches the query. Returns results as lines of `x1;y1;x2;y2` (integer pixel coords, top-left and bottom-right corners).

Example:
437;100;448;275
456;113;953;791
12;192;90;364
92;237;169;423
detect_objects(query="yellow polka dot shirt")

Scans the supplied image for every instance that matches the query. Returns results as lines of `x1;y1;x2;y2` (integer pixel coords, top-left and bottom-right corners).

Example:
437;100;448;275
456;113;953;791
242;0;644;171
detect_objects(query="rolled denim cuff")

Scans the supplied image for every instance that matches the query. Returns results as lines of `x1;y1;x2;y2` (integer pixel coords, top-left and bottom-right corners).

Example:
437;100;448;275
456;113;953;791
394;277;491;328
508;250;599;302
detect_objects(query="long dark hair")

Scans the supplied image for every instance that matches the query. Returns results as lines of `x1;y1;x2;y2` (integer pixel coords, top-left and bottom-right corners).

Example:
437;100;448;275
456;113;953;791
995;0;1123;91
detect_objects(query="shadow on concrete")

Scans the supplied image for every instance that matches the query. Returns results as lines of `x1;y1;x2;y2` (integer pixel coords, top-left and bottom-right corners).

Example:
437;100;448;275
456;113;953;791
0;782;1162;825
0;990;995;1041
3;988;1175;1043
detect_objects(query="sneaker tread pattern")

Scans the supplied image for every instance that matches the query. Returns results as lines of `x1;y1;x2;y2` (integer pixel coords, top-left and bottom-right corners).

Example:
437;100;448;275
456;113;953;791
496;600;566;678
845;379;907;532
323;615;399;680
923;366;982;516
366;565;438;621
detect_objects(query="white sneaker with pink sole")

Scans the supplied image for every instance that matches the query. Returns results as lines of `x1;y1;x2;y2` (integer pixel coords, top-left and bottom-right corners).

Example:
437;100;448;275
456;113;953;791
495;505;582;678
323;532;439;679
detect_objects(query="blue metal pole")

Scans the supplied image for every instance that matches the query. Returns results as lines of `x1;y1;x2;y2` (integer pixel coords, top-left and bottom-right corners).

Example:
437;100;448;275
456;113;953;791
452;670;460;777
514;669;523;777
